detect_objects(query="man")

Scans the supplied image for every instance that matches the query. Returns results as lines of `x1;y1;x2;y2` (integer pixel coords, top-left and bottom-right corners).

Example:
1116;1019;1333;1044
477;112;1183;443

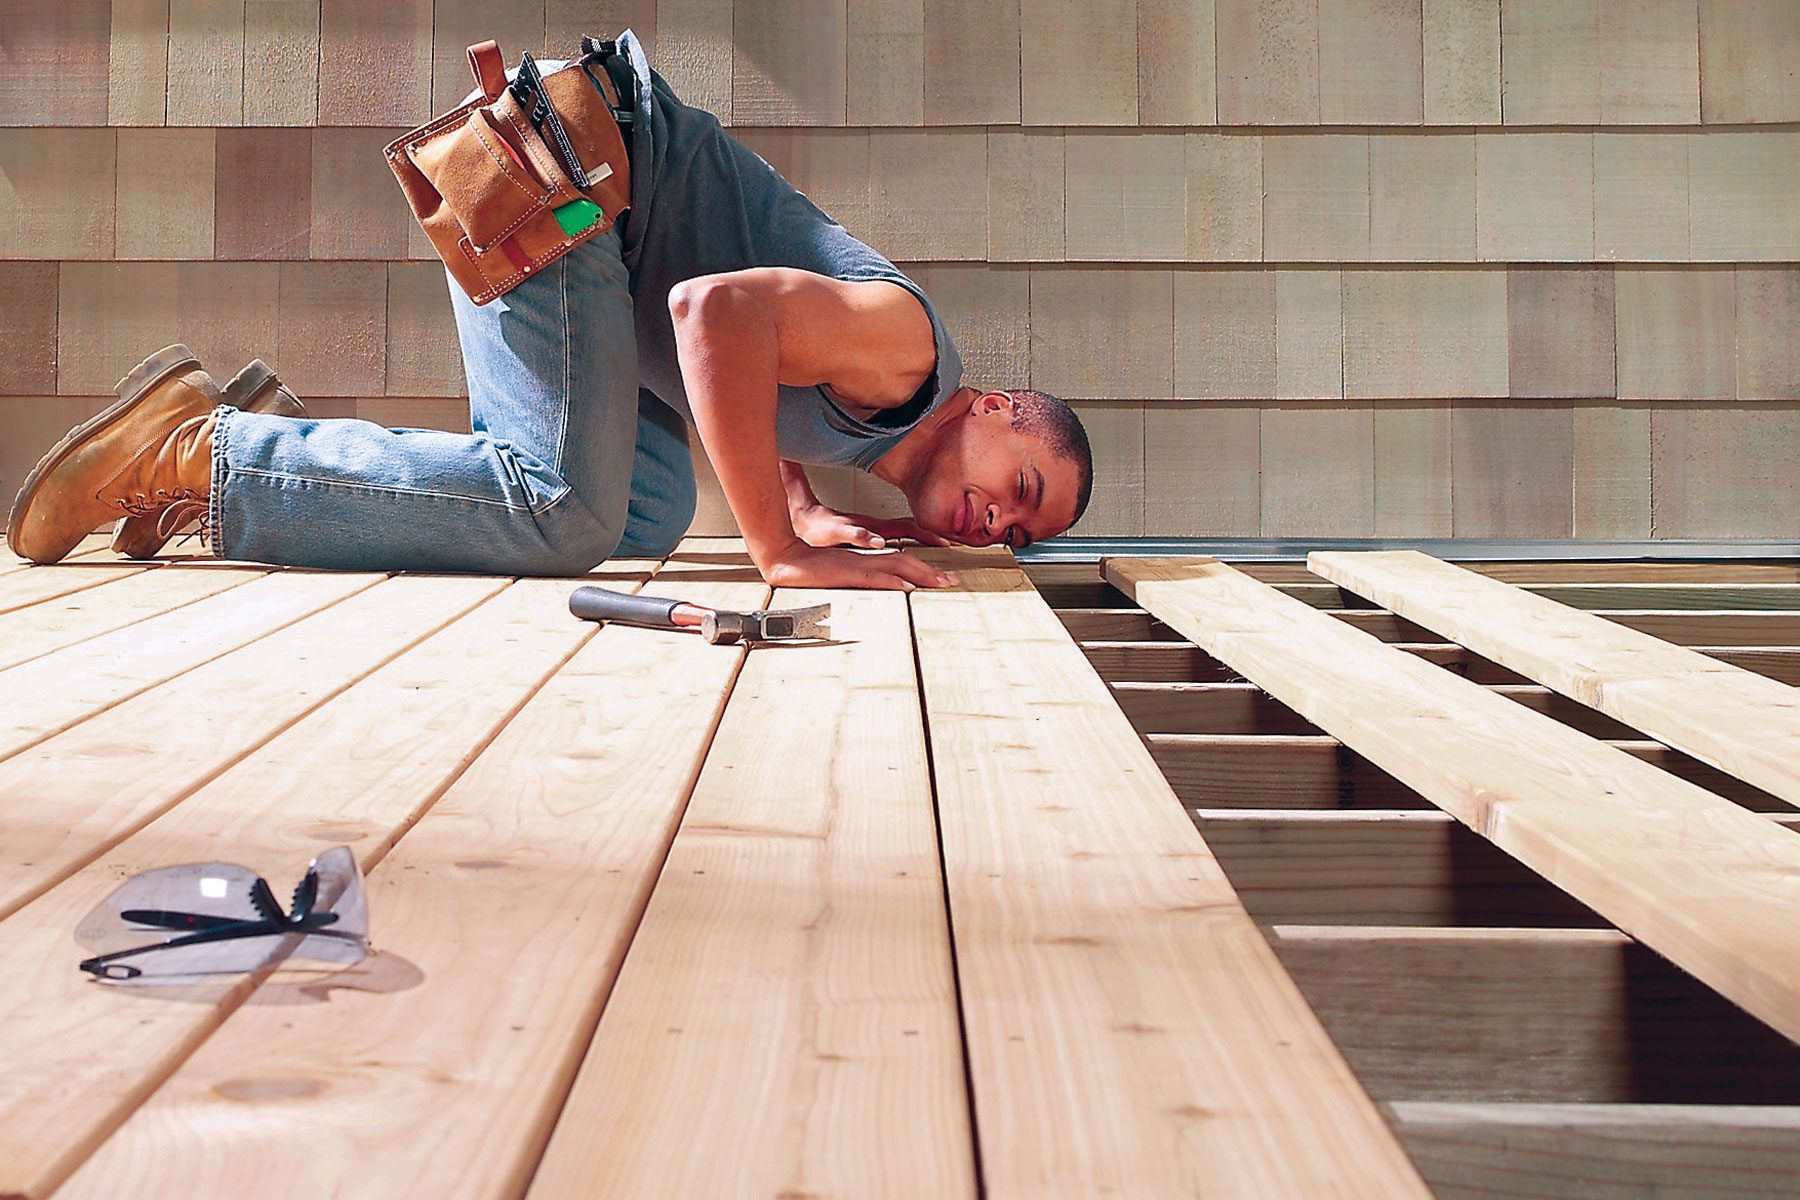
7;32;1092;591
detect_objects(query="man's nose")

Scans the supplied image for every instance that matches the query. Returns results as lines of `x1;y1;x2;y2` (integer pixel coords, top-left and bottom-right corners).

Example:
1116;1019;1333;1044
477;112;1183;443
983;502;1001;541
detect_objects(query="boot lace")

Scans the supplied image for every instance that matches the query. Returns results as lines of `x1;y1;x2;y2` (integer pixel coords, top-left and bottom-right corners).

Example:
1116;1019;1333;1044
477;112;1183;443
115;488;211;548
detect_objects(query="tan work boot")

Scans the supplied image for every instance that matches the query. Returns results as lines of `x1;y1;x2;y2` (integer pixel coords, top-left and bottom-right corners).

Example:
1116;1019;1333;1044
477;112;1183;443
6;344;223;565
112;358;307;559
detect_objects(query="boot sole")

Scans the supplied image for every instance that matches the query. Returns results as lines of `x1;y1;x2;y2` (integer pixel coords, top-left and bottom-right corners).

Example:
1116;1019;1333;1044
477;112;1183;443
6;344;203;563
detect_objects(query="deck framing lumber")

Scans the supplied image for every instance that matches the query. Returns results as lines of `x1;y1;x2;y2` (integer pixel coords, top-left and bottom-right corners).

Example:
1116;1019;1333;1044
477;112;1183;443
51;556;770;1198
529;586;976;1198
1270;925;1800;1103
1106;557;1800;1046
1310;550;1800;809
0;573;619;1200
912;548;1428;1198
1387;1102;1800;1199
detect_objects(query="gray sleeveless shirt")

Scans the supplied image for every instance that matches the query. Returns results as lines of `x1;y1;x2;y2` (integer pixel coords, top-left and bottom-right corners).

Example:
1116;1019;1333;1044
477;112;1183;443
609;31;963;471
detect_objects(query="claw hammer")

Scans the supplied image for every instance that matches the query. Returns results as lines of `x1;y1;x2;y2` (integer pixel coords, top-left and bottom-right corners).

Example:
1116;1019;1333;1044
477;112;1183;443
568;586;830;645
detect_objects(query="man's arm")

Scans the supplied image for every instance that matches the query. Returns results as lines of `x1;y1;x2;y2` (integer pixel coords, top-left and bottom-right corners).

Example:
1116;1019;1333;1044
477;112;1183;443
668;268;952;590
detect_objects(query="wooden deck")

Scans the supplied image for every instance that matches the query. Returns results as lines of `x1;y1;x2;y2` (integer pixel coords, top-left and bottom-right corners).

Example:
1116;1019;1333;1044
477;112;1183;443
0;537;1420;1200
9;538;1800;1197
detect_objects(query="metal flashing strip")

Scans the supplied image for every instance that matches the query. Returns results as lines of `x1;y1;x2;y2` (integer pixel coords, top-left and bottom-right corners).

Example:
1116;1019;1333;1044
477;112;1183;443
1020;539;1800;564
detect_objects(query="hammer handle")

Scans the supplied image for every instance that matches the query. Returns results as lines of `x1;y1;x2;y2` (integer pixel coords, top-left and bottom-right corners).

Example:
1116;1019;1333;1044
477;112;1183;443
568;586;707;630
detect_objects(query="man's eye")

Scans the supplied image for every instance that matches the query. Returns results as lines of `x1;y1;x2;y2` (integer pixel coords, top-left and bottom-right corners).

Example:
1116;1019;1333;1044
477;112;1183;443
1017;473;1025;501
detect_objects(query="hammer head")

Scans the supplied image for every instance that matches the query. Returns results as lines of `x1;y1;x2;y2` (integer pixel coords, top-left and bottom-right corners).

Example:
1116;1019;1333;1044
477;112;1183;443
700;603;831;645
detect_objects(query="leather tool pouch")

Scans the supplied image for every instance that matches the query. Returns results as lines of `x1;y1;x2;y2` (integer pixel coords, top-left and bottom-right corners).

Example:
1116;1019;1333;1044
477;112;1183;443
385;40;633;306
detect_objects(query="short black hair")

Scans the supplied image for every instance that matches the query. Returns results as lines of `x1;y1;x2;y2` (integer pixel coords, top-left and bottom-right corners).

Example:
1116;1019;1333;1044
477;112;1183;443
1005;389;1093;526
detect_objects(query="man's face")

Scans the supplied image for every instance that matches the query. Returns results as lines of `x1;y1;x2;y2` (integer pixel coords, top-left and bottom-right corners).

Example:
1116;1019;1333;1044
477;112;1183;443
905;392;1082;549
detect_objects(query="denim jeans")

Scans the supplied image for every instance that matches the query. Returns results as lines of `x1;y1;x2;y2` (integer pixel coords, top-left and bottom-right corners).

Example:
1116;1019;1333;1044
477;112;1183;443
208;224;697;575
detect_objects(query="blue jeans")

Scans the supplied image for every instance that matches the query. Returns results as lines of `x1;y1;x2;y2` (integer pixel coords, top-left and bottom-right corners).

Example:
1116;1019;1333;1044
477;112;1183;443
208;224;697;574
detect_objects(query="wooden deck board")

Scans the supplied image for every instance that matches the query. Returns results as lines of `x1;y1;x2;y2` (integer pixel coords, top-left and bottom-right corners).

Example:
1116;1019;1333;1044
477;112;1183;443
0;570;382;765
0;574;622;1200
1107;557;1800;1046
0;574;497;927
52;557;765;1198
0;560;153;615
912;548;1428;1198
531;585;975;1198
0;564;266;673
1310;550;1800;810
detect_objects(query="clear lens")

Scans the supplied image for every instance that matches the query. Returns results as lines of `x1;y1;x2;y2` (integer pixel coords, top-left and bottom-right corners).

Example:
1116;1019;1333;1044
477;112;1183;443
294;846;368;966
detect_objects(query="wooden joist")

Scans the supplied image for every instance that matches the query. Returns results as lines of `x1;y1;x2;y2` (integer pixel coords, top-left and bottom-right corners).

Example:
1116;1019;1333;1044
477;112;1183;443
1118;680;1640;739
1193;810;1606;928
1271;925;1800;1103
529;587;975;1198
52;556;768;1198
1310;550;1800;809
912;549;1428;1197
1106;557;1800;1045
1151;733;1787;811
1388;1102;1800;1200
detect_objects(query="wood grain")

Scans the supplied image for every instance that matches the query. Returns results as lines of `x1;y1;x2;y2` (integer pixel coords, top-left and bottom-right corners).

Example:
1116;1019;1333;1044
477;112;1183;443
1065;132;1186;262
1615;267;1736;400
1451;403;1575;537
1369;132;1477;262
1475;132;1594;261
215;127;313;260
0;266;60;395
1342;269;1509;399
1318;0;1424;124
0;577;616;1200
1184;132;1262;261
0;0;110;126
914;549;1429;1198
1391;1102;1800;1200
1593;131;1690;261
1688;130;1800;262
1274;925;1800;1103
384;262;466;398
0;129;117;260
1311;550;1800;812
244;0;320;124
115;128;216;260
1422;0;1500;123
1216;0;1321;124
1500;0;1600;123
1275;269;1344;399
1069;403;1146;535
1264;133;1371;262
1652;405;1800;538
309;127;412;260
1699;0;1800;123
986;129;1065;261
1598;0;1700;123
1173;270;1276;399
109;0;171;124
848;0;924;124
1111;556;1800;1048
1260;404;1376;536
868;131;987;259
924;0;1021;123
1143;403;1260;535
276;263;388;398
1572;402;1652;539
532;588;975;1197
1507;268;1615;398
910;265;1030;389
1374;402;1452;536
1021;0;1137;124
1736;267;1800;401
317;0;432;126
1138;0;1217;124
167;0;244;125
1028;268;1173;400
735;0;849;125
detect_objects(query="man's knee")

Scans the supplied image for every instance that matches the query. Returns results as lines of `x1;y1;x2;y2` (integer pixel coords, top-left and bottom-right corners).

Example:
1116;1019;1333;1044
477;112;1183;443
620;474;696;558
530;492;625;576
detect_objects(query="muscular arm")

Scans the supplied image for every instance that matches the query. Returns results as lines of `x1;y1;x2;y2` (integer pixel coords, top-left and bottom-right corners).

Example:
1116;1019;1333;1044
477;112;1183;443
668;268;946;588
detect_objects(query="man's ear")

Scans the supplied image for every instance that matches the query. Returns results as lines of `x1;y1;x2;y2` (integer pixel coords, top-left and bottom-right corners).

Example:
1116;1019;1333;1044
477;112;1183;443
970;389;1013;417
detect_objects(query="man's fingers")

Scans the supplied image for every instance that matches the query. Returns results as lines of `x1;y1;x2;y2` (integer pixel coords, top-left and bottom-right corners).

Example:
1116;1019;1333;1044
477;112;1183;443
877;550;956;589
847;526;886;549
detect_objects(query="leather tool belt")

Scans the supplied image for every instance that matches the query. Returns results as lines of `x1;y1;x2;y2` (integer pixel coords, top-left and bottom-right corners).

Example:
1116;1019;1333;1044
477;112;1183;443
386;39;634;306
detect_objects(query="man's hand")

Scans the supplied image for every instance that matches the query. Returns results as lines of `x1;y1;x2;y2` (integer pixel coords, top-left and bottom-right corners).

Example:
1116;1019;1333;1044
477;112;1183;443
791;502;955;551
758;540;956;591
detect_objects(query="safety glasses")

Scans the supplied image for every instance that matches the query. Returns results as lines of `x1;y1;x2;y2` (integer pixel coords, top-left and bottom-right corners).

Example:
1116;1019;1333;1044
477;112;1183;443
75;846;368;984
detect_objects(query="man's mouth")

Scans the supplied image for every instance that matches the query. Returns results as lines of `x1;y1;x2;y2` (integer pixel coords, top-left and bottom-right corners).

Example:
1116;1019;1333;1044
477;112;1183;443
951;492;973;538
